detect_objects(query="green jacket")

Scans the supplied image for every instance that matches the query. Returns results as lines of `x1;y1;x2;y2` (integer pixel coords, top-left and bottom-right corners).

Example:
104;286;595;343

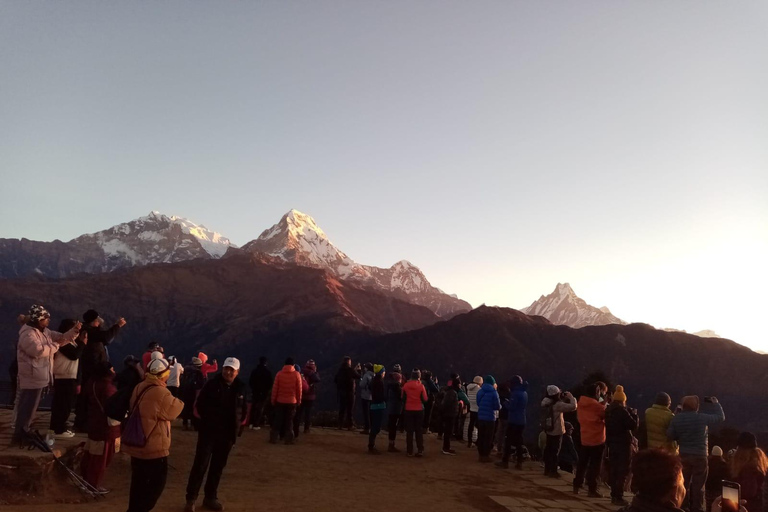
645;404;677;453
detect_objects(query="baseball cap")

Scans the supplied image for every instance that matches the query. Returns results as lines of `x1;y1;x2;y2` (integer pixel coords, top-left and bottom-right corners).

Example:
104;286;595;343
223;357;240;371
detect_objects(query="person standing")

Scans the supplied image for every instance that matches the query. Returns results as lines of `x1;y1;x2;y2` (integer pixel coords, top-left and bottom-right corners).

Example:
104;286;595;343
359;363;374;435
166;356;183;398
197;352;218;380
385;364;405;452
50;319;88;438
645;392;678;453
465;376;483;448
248;356;272;430
367;365;387;454
14;305;81;445
605;385;639;506
476;375;501;463
296;359;320;434
291;364;310;439
123;357;184;512
334;356;361;430
729;432;767;512
705;446;729;511
439;377;465;455
184;358;247;512
77;310;126;431
141;342;161;371
269;357;302;444
81;362;121;492
402;369;428;457
573;381;608;497
666;395;725;512
181;358;206;431
541;385;577;477
559;422;579;473
498;375;528;470
421;370;439;433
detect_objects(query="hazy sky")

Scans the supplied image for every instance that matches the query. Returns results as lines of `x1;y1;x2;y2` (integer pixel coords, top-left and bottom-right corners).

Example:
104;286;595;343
2;2;766;351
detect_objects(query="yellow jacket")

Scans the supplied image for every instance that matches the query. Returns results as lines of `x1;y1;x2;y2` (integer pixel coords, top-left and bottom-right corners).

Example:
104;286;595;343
122;378;184;460
645;404;678;453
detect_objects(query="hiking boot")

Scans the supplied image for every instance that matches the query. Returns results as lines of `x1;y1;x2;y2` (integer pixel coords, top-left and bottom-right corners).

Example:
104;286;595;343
587;490;604;498
184;500;196;512
388;444;400;453
368;447;381;455
495;460;509;469
611;498;629;506
442;449;456;456
202;498;224;511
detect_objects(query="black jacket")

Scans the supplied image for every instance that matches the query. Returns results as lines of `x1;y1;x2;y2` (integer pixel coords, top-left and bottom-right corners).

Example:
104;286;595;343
249;364;273;401
606;402;639;445
196;374;248;443
80;323;122;376
371;374;386;403
334;365;361;393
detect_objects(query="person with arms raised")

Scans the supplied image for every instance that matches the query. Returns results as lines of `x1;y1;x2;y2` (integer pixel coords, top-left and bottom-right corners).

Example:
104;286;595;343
540;385;577;477
50;318;88;438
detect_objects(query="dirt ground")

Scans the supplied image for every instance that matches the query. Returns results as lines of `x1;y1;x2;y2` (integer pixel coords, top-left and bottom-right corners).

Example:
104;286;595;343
0;421;589;512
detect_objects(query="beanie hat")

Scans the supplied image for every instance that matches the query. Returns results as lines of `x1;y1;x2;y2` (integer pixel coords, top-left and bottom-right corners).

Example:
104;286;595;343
547;385;561;396
473;376;483;385
738;432;758;450
197;352;208;364
148;357;170;375
711;446;724;457
83;309;99;324
655;392;672;407
393;364;402;372
374;364;385;375
485;375;496;386
285;357;295;366
613;385;627;403
294;364;302;372
192;357;203;367
29;304;50;322
306;359;316;369
682;395;700;411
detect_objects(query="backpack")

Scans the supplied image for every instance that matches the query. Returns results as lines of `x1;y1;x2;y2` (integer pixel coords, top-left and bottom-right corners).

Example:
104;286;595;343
440;387;459;416
121;386;157;448
540;400;556;433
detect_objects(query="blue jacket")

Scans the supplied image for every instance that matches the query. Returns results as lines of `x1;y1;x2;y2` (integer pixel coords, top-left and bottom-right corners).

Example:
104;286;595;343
476;383;501;422
666;403;725;457
507;382;529;426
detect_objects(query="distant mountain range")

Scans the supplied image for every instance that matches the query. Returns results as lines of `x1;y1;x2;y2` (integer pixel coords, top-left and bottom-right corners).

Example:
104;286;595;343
521;282;625;328
0;209;470;319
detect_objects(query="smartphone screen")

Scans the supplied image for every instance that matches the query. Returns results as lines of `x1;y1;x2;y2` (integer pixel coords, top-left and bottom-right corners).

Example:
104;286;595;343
722;480;740;512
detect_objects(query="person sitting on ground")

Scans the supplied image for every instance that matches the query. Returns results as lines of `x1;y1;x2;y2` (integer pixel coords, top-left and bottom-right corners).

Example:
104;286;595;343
667;395;725;512
541;385;577;477
269;357;302;445
606;385;640;506
573;381;608;497
123;356;184;512
14;305;81;445
50;319;88;438
559;421;579;473
184;358;247;512
81;362;120;492
402;369;429;457
476;375;502;463
385;363;405;452
706;446;729;512
729;432;767;512
367;364;387;454
646;392;678;454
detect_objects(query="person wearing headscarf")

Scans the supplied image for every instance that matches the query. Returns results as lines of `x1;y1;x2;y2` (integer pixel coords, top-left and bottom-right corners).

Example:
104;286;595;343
367;364;387;454
14;305;81;445
123;356;184;512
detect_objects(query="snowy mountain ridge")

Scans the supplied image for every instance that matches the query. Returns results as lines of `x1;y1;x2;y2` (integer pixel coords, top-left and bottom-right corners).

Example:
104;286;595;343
521;282;625;328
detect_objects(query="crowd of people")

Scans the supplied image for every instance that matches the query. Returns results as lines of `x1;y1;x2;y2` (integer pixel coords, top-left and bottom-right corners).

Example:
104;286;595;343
8;303;768;512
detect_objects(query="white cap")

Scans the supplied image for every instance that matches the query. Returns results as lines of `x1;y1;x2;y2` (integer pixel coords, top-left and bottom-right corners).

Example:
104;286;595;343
223;357;240;371
148;358;170;375
547;385;561;396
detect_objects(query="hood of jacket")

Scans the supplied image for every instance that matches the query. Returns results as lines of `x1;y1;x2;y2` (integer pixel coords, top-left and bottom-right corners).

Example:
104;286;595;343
280;364;296;374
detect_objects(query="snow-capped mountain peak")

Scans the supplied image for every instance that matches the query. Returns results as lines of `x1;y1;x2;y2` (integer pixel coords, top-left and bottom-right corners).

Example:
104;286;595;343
522;283;624;329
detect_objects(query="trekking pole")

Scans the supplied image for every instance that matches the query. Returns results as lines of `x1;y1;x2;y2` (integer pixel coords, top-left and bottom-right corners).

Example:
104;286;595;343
27;431;104;498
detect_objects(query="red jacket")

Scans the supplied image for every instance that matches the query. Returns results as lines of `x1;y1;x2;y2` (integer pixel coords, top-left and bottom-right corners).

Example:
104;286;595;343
271;365;303;405
402;380;428;411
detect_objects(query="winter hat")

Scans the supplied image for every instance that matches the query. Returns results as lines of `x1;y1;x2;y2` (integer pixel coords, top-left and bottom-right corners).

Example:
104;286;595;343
547;385;561;396
305;359;316;370
655;392;672;407
192;357;203;367
473;376;484;385
224;357;240;371
393;364;402;372
294;364;302;372
613;385;627;403
83;309;99;324
738;432;758;450
285;357;295;366
711;446;724;457
364;362;374;371
374;364;385;375
485;375;496;386
123;355;140;367
682;395;700;412
29;304;50;322
197;352;208;364
150;350;163;361
148;357;170;375
511;375;523;387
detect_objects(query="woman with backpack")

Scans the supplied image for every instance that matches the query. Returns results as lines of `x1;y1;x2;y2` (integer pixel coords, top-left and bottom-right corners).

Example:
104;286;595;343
123;357;184;512
541;385;577;478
